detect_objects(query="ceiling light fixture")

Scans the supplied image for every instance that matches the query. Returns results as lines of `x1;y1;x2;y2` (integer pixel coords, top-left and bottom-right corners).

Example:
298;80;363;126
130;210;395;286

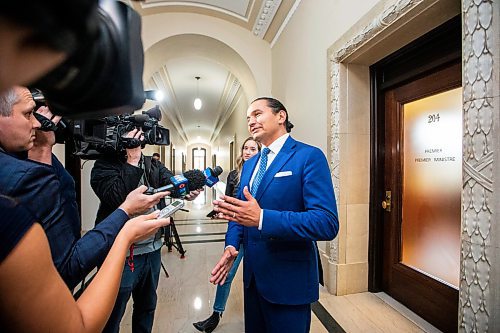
194;76;202;110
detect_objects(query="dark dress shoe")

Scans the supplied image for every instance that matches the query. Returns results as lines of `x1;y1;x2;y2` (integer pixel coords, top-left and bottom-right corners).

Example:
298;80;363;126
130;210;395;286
193;311;221;333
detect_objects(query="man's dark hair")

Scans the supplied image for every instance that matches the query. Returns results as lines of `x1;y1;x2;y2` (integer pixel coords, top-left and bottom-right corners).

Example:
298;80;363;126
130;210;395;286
252;97;294;133
152;153;160;158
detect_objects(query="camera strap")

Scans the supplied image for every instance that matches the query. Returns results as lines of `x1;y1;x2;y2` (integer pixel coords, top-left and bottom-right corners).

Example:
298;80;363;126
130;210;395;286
127;155;154;273
34;112;58;132
127;245;135;272
143;156;152;180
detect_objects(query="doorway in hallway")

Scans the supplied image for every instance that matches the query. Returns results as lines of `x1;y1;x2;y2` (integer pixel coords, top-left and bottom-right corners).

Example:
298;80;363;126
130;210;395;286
370;16;461;332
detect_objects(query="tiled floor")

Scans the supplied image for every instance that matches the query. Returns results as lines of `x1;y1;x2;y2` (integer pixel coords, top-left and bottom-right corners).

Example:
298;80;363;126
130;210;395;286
119;191;441;332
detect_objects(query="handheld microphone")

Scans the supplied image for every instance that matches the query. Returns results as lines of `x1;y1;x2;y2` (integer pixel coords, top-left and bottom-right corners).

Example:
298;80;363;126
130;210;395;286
145;166;223;197
169;174;190;197
145;169;207;198
204;166;223;187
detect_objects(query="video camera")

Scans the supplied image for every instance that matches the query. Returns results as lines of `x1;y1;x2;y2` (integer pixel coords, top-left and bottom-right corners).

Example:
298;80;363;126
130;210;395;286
15;0;145;119
69;105;170;159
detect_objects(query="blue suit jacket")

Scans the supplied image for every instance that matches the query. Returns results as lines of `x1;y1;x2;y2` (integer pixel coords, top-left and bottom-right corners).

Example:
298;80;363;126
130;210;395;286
225;136;338;305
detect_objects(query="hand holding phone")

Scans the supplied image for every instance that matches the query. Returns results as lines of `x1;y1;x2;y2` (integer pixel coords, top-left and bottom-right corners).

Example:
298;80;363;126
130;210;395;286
158;199;185;219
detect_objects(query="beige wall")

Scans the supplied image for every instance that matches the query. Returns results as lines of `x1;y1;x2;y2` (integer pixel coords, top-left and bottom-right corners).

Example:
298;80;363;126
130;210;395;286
212;95;251;183
81;160;98;232
271;0;379;152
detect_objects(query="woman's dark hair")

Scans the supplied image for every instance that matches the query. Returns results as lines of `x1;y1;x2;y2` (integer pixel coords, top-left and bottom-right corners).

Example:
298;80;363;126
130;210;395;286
251;97;294;133
234;137;261;184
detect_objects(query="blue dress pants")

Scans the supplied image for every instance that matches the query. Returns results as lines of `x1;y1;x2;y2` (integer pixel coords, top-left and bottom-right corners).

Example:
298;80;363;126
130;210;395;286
103;249;161;333
244;278;311;333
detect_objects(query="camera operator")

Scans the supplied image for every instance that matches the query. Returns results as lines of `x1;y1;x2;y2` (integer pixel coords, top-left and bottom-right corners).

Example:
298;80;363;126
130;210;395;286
0;86;168;290
90;129;202;333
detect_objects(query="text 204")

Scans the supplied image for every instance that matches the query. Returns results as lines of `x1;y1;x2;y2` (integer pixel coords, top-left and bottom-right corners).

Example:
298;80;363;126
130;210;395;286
428;113;440;123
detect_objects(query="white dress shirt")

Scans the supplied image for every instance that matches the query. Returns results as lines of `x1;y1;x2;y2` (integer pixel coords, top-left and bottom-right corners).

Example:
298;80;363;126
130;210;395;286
250;133;290;230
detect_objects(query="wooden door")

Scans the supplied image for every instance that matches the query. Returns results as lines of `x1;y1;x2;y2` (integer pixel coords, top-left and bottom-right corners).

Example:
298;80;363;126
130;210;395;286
382;63;461;332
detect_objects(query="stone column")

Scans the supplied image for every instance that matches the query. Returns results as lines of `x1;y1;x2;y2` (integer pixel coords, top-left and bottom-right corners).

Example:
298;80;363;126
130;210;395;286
460;0;499;331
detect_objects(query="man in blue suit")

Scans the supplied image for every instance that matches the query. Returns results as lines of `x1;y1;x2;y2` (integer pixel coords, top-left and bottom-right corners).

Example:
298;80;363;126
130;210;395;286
211;97;339;332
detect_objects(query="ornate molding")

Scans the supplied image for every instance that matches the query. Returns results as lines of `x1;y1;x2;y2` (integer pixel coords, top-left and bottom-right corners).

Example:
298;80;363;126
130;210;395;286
333;0;424;62
460;0;496;331
210;74;242;143
327;0;427;264
252;0;282;38
140;1;250;21
149;68;190;143
328;61;341;263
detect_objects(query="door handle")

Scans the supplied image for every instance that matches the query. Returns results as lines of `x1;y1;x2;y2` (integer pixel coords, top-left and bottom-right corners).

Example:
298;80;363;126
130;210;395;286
382;190;391;212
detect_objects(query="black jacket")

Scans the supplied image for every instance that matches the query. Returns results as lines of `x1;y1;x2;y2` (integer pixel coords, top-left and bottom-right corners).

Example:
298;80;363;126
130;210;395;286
225;169;239;198
91;154;174;224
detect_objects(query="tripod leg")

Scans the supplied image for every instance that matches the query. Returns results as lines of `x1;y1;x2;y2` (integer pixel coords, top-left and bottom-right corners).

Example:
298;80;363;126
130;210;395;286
161;261;169;278
170;219;186;258
165;223;173;252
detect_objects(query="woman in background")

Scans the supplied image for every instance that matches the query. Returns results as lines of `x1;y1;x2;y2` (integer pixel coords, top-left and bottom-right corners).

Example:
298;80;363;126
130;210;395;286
193;137;261;333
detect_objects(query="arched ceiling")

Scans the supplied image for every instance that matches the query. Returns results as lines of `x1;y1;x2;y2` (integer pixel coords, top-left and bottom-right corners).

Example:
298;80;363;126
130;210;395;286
129;0;299;43
128;0;300;146
144;34;258;145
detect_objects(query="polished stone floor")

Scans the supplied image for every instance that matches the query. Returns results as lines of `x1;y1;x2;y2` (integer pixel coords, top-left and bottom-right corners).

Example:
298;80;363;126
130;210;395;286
119;190;441;333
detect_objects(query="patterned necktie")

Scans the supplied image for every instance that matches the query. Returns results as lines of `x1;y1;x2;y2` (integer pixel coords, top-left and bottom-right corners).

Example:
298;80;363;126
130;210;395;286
251;147;271;196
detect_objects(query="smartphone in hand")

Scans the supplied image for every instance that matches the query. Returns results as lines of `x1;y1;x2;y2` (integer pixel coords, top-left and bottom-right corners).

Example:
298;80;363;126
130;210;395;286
158;199;184;219
206;210;217;218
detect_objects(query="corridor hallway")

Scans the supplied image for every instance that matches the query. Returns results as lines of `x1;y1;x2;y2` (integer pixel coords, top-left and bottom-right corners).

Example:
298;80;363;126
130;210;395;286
118;190;441;333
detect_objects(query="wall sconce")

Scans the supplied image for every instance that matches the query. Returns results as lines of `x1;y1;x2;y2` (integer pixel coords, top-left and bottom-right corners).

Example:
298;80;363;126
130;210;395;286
144;90;164;101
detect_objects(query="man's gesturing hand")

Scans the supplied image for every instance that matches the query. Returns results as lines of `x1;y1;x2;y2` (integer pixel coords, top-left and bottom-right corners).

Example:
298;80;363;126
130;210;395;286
213;186;261;227
210;246;239;286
